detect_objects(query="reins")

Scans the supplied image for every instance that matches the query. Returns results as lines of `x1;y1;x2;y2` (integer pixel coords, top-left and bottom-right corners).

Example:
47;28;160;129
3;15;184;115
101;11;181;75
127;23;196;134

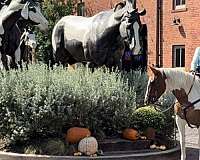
182;72;200;128
151;101;175;113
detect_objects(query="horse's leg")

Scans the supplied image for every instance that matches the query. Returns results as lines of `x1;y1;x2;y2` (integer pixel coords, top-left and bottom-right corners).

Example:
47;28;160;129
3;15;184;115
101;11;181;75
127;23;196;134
88;62;98;72
176;115;186;160
198;127;200;160
1;53;9;71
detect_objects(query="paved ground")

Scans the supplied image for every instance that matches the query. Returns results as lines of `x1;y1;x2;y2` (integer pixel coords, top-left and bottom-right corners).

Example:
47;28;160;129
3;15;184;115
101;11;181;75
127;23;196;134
176;125;199;160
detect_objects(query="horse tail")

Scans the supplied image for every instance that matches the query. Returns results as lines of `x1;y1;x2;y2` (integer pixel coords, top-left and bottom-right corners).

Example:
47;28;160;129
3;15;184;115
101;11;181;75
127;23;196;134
52;21;65;54
51;20;65;68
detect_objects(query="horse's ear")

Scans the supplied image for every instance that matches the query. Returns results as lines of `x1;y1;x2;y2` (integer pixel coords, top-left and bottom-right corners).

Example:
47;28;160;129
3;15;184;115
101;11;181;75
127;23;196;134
114;2;125;12
114;7;127;20
21;2;29;20
138;8;146;16
147;66;159;77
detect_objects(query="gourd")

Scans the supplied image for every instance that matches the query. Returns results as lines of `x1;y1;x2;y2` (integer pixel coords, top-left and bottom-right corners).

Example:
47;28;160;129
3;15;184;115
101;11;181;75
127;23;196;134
122;128;139;141
65;127;91;144
78;136;98;156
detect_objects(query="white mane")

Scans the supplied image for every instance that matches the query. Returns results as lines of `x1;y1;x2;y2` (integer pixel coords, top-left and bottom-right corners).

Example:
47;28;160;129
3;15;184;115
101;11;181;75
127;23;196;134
159;68;200;109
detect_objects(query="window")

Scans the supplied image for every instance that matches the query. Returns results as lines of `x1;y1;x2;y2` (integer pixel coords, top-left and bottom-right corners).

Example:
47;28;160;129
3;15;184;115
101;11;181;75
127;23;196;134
174;0;186;10
173;45;185;67
77;2;85;16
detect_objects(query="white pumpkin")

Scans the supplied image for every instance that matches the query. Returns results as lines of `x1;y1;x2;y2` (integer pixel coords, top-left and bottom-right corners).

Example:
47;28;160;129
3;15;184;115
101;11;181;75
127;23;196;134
78;137;98;156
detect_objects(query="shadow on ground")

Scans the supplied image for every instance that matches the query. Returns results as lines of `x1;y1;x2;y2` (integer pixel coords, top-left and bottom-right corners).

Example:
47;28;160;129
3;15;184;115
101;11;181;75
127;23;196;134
186;147;199;160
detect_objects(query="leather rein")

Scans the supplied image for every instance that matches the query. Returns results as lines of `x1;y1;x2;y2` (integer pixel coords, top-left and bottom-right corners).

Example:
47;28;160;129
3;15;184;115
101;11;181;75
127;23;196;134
182;73;200;128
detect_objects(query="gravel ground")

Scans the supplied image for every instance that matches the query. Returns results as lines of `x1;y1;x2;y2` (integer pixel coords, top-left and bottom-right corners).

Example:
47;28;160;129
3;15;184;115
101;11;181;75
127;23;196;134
176;125;199;160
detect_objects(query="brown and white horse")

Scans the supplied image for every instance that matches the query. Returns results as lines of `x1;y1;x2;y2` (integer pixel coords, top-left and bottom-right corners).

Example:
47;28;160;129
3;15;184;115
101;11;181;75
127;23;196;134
144;66;200;160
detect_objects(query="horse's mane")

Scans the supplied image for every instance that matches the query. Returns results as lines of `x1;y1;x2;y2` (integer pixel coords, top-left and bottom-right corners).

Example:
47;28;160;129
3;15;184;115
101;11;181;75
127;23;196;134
159;68;200;92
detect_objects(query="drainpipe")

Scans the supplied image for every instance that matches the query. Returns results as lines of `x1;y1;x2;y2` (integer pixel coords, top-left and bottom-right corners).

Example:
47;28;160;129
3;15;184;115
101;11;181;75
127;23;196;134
159;0;163;67
132;0;136;9
156;0;160;67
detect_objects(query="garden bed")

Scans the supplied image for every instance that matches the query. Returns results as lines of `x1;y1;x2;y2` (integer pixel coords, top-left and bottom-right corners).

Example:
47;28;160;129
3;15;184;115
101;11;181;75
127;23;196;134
0;143;180;160
0;65;176;159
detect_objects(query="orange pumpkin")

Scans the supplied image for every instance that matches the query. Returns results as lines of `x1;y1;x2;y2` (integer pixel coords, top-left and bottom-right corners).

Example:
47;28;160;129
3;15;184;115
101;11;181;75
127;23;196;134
122;128;139;141
65;127;91;144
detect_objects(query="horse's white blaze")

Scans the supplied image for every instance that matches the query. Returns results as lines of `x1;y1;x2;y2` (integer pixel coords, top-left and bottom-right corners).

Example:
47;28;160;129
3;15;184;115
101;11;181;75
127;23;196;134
131;21;140;55
29;9;48;31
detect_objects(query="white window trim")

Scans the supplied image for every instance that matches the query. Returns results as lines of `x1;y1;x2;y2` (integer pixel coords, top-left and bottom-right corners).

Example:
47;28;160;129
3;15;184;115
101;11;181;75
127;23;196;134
174;0;186;10
173;45;185;68
175;4;186;10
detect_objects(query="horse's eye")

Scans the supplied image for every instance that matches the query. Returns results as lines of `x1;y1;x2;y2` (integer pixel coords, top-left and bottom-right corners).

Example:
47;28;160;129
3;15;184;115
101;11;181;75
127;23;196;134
29;7;36;13
150;80;155;85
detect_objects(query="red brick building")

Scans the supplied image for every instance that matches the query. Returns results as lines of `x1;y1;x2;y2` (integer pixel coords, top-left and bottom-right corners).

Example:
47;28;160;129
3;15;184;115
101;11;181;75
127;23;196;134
77;0;200;70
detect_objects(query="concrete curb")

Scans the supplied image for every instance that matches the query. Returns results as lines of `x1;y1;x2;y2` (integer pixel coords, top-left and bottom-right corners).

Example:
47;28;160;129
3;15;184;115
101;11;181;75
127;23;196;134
0;145;181;160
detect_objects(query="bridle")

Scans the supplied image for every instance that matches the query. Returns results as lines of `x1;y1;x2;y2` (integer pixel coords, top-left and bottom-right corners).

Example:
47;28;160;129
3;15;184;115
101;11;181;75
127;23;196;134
182;72;200;128
123;11;139;46
146;71;200;128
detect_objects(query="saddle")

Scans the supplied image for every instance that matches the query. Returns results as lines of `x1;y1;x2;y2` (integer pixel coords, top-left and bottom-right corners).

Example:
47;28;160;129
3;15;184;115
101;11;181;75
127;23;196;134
174;101;200;128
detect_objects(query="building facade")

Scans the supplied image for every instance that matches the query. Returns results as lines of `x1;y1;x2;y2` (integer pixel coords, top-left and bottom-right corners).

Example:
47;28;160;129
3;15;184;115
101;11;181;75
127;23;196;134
79;0;200;70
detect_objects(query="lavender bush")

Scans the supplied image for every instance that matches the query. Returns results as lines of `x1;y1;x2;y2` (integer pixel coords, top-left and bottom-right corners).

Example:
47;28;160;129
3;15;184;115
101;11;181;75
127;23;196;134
0;65;137;144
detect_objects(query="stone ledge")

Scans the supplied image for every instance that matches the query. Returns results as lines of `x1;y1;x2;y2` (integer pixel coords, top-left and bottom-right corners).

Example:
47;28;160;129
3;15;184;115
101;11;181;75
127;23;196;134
0;144;181;160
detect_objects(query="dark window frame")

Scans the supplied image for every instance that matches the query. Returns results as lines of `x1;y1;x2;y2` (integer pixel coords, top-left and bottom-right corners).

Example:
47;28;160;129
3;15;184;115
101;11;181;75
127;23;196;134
172;45;185;68
173;0;186;10
77;2;85;16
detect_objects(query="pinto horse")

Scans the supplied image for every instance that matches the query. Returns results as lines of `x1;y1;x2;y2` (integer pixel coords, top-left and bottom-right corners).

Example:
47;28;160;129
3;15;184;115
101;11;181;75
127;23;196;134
52;0;146;70
0;0;48;70
144;66;200;160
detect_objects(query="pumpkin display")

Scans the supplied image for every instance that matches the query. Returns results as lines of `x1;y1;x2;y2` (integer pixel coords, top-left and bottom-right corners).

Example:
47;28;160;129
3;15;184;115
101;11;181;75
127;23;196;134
122;128;139;141
65;127;91;144
78;136;98;156
143;127;156;140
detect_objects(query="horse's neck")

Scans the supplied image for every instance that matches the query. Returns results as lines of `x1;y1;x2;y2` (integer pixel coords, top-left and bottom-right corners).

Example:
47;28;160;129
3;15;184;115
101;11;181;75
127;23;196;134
107;12;121;28
92;10;121;36
97;24;121;48
2;9;21;32
165;70;194;94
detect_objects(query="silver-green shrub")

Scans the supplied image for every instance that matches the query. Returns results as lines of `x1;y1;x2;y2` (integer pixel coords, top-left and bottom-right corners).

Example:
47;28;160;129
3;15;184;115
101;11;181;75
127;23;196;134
122;71;148;105
0;65;137;143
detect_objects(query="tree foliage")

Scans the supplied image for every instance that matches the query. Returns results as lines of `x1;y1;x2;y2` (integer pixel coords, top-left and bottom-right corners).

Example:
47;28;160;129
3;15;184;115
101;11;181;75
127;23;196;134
35;0;74;64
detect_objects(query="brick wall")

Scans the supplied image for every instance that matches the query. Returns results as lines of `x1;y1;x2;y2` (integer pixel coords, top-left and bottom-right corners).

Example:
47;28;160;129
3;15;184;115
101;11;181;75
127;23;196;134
83;0;200;70
84;0;121;16
137;0;200;69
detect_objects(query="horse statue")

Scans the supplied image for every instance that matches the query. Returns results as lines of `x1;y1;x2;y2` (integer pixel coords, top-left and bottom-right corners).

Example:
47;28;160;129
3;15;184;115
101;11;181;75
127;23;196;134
0;0;48;70
144;66;200;160
19;28;37;70
52;0;146;70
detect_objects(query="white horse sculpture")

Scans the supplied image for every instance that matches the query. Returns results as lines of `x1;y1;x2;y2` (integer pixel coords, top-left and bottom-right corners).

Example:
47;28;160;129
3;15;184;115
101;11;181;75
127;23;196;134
0;0;48;70
144;66;200;160
52;0;146;69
